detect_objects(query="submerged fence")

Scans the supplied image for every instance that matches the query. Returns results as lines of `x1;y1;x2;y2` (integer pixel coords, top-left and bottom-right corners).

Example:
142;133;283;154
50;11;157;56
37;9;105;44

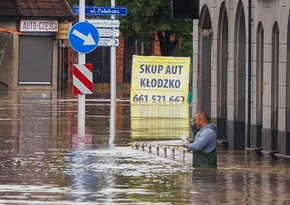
132;141;191;163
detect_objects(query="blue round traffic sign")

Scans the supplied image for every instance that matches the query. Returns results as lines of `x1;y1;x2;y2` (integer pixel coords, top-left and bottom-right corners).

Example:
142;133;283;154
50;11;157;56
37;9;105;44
68;22;99;53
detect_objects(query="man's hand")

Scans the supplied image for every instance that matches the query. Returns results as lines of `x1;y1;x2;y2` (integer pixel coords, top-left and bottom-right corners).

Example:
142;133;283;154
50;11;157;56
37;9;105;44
182;141;188;147
182;141;192;152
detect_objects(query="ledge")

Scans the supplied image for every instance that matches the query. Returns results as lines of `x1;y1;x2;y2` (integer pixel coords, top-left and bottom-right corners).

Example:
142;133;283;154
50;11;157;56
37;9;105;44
261;150;279;159
217;140;228;149
246;147;263;156
275;153;290;160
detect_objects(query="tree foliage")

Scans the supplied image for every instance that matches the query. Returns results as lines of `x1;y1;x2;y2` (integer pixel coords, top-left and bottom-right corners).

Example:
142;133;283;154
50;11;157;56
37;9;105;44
67;0;192;56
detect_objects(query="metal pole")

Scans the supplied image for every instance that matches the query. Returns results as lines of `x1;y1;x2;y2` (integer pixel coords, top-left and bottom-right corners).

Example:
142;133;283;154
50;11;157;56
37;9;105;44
111;0;116;101
78;0;86;134
247;0;252;147
109;101;116;147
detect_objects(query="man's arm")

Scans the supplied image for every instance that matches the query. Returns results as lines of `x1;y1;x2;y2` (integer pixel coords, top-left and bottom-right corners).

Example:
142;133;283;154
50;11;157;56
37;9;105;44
184;130;214;151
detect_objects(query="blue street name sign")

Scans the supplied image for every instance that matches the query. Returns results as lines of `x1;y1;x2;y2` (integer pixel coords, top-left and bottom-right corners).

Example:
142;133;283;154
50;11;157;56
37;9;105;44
68;22;99;53
73;6;127;16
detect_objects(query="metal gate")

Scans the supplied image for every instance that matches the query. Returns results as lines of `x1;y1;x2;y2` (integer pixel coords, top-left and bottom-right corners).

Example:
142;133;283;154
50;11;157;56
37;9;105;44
19;36;53;85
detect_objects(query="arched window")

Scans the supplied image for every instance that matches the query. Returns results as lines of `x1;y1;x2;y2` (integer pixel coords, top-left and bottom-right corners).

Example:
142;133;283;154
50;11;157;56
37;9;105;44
217;2;228;140
197;5;212;116
234;1;246;122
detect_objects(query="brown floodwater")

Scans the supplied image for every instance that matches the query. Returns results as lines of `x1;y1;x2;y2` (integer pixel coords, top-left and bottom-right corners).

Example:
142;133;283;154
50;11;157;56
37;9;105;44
0;89;289;204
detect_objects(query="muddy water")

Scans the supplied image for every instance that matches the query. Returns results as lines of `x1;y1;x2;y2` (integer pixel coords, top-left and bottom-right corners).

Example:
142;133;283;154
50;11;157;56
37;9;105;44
0;90;289;204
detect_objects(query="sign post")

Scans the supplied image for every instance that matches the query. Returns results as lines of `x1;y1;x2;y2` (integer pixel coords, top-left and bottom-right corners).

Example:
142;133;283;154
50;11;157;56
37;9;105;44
73;4;127;102
69;0;99;134
71;1;126;139
78;0;86;134
111;0;116;102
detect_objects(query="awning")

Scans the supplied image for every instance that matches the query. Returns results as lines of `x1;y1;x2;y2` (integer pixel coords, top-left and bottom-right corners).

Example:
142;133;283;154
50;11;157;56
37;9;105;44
0;27;22;35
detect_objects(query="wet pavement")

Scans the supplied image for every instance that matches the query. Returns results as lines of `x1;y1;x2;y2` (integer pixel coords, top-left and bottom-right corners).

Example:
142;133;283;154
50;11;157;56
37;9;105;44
0;89;290;204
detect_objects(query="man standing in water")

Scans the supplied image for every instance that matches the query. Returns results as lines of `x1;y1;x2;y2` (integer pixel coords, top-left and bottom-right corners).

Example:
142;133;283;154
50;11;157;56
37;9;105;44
182;112;217;169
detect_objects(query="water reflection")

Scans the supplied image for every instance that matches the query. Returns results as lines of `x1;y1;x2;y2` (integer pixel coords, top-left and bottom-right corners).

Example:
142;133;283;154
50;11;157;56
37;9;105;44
109;100;116;148
130;102;191;140
0;90;289;204
67;150;107;202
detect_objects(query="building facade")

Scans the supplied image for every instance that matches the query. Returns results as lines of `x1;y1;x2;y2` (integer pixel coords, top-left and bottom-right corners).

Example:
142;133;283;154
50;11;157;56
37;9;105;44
192;0;290;156
0;0;74;90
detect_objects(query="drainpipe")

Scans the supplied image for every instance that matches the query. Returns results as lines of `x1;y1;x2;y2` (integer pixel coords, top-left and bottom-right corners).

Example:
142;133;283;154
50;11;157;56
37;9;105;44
247;0;252;147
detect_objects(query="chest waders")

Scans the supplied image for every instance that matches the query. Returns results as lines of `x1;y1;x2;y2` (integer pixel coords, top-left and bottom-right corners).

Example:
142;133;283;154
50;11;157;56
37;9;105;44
192;149;217;169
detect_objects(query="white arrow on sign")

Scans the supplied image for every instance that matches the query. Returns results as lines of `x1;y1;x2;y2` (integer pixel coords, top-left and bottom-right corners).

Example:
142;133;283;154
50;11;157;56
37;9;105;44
86;19;120;28
98;28;120;37
99;38;119;47
72;29;96;45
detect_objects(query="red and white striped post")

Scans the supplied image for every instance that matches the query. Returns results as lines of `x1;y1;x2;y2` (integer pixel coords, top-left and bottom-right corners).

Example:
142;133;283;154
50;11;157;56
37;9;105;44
73;64;93;95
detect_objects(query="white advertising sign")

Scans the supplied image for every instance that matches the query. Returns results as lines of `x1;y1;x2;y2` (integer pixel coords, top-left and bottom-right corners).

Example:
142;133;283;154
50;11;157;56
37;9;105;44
20;20;58;32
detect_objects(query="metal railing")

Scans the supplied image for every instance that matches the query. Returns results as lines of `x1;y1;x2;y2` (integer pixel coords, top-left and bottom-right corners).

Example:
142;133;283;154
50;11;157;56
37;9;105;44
132;142;189;163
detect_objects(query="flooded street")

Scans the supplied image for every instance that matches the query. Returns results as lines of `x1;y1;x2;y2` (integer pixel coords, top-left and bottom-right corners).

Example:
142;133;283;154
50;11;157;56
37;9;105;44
0;89;290;204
